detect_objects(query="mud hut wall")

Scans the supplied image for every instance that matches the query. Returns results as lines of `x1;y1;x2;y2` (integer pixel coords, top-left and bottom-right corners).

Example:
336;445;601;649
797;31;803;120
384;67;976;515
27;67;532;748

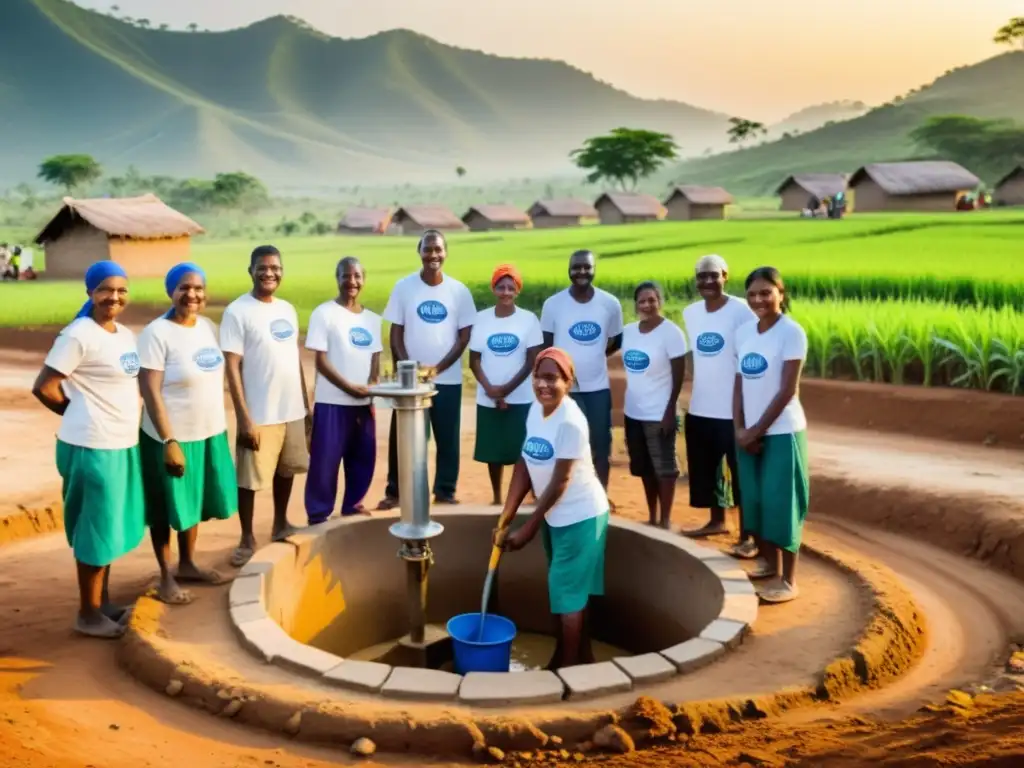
681;202;726;220
995;175;1024;206
463;211;522;232
664;196;693;221
108;237;193;278
596;199;626;225
40;223;111;279
851;178;959;212
778;184;811;211
531;213;582;228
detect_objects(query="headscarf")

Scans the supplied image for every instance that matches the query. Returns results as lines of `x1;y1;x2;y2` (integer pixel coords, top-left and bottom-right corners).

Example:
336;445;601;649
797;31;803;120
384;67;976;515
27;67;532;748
534;347;575;383
163;262;206;318
491;263;522;292
75;260;128;320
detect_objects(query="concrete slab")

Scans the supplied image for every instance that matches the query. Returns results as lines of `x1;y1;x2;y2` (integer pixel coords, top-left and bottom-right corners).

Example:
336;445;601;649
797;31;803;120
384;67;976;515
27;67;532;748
458;671;565;706
722;578;757;596
237;617;293;663
323;660;393;693
274;640;345;678
699;619;748;649
238;542;295;577
228;573;264;608
612;653;677;684
557;661;632;700
660;637;726;673
229;602;267;627
381;667;462;701
718;593;759;625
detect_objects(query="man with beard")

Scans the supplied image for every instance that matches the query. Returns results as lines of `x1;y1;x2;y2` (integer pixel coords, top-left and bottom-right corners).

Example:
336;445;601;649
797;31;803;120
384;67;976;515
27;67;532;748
220;245;311;567
540;250;623;491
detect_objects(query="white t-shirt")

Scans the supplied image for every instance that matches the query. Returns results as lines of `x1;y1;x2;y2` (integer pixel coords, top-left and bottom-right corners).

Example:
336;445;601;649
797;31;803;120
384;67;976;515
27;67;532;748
305;301;383;407
44;318;141;450
137;316;227;443
468;307;543;407
521;398;608;528
383;273;477;386
219;293;306;426
682;296;757;420
736;315;808;436
540;288;624;393
621;319;688;422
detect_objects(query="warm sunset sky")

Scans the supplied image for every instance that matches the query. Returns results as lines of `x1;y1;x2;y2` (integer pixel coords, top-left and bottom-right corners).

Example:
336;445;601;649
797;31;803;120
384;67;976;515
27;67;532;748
77;0;1019;120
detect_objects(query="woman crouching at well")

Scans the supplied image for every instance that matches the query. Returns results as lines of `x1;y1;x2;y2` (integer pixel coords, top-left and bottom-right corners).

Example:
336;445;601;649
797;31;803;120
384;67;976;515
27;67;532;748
495;348;609;668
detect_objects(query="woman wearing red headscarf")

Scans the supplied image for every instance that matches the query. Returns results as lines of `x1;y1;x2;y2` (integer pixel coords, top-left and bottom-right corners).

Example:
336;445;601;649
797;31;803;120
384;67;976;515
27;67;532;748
468;264;543;504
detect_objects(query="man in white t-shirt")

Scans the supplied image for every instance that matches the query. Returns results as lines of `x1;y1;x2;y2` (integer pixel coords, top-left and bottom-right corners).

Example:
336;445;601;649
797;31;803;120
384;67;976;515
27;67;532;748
680;254;757;556
220;245;311;567
304;256;383;524
377;230;476;509
540;250;624;490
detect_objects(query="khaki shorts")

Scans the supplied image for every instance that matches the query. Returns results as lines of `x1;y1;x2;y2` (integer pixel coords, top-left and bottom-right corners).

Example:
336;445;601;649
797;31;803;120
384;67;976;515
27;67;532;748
236;419;309;492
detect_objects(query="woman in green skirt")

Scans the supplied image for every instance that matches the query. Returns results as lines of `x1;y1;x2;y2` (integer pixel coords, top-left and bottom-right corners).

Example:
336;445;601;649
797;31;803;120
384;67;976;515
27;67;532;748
32;261;147;638
497;348;609;668
733;267;809;604
469;264;544;504
137;263;238;605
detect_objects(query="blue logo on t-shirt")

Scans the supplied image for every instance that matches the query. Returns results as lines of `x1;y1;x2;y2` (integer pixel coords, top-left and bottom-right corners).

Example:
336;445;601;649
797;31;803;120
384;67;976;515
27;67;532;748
416;300;449;324
740;352;769;378
487;333;520;356
696;332;726;356
270;319;295;341
623;349;650;372
193;347;224;371
522;437;554;462
568;320;601;345
119;351;140;377
349;327;373;348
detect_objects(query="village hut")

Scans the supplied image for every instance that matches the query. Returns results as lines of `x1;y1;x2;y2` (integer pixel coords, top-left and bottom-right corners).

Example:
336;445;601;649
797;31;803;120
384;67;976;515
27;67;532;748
663;185;734;221
33;194;204;280
526;199;598;228
337;207;396;235
593;192;665;225
461;204;531;232
390;205;467;236
846;161;981;212
775;173;848;211
994;166;1024;207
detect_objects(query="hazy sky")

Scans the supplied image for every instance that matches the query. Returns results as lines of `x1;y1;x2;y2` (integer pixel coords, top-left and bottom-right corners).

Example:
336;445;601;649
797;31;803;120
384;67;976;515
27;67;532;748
77;0;1018;120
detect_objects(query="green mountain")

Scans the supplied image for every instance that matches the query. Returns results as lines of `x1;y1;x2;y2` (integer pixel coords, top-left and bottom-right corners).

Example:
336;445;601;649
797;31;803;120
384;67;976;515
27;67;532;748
668;51;1024;195
768;100;870;137
0;0;732;186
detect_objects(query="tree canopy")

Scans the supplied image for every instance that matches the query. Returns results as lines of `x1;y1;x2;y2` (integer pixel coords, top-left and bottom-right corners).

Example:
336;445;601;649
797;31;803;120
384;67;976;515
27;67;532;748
727;117;767;145
994;17;1024;48
37;154;103;194
570;128;679;191
908;115;1024;180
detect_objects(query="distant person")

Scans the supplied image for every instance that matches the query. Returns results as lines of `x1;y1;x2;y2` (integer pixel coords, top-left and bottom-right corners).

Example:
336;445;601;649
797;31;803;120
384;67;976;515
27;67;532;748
220;245;311;567
377;230;476;509
304;257;382;523
469;264;543;504
681;254;757;558
31;261;146;638
540;250;623;492
734;267;810;604
9;246;21;280
621;281;687;529
137;263;237;606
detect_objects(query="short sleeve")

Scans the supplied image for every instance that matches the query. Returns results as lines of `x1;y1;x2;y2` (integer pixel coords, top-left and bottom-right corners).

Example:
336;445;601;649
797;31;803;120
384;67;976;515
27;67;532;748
607;294;624;337
457;284;477;329
665;322;688;358
219;307;245;356
525;313;544;348
539;296;555;334
782;321;808;361
304;307;328;352
137;324;168;371
468;312;486;353
382;281;405;325
554;417;589;460
44;329;85;376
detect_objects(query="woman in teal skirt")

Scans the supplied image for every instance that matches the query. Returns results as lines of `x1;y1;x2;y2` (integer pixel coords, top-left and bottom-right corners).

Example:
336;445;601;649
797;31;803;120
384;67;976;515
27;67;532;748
137;263;237;605
469;264;544;504
497;348;609;668
732;267;809;605
31;261;147;638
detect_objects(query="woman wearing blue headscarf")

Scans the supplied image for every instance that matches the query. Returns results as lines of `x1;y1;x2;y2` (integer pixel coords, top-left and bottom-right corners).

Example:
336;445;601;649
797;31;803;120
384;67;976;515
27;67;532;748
31;260;146;639
137;263;237;605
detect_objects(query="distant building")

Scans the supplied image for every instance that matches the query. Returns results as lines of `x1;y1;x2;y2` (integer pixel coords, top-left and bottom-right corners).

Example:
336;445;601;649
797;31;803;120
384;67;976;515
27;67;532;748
847;161;980;212
775;173;848;211
461;204;531;232
593;192;665;225
337;207;396;235
994;166;1024;207
526;199;598;228
662;185;734;221
390;205;467;235
34;194;204;279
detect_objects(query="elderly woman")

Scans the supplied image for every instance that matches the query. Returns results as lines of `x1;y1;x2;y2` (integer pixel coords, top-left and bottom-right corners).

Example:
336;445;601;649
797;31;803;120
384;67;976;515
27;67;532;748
469;264;544;504
498;348;609;669
31;261;146;638
137;263;237;605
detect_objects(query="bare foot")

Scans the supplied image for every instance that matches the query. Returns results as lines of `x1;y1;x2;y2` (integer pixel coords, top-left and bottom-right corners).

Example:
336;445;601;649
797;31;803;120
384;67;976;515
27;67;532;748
230;546;254;568
175;563;231;585
152;579;194;606
74;613;127;639
271;523;301;542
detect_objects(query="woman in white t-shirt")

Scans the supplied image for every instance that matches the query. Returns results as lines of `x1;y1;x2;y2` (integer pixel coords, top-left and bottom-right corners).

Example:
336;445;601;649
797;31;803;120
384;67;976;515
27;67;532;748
469;264;544;505
497;348;609;669
31;261;146;639
137;263;238;606
733;267;810;605
621;281;687;529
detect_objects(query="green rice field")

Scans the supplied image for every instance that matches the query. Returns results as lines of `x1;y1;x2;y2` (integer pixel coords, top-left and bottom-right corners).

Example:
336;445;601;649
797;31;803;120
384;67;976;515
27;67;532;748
3;210;1023;393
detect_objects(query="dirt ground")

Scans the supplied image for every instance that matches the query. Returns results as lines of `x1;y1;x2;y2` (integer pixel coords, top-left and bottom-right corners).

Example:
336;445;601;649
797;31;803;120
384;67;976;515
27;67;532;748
3;334;1024;767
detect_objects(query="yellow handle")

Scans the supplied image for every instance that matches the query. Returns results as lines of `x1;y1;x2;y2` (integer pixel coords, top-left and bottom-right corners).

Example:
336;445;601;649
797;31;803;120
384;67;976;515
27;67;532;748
487;544;502;571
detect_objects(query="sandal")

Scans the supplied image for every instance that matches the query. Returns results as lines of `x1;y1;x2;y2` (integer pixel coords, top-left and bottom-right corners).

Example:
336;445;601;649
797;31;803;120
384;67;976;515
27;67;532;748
746;558;777;580
229;546;254;568
376;496;400;511
433;495;460;505
680;522;729;539
728;540;759;560
759;581;799;604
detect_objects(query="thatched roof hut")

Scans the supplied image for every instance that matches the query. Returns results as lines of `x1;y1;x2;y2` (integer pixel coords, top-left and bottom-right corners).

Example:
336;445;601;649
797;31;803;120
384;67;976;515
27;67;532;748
775;173;848;211
593;192;665;225
526;199;598;228
461;204;531;232
663;185;734;221
391;205;467;235
993;166;1024;207
847;161;980;212
338;207;395;234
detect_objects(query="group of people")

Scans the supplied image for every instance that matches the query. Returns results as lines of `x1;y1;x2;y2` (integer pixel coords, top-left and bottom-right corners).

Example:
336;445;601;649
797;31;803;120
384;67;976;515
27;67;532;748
1;242;35;281
31;229;810;666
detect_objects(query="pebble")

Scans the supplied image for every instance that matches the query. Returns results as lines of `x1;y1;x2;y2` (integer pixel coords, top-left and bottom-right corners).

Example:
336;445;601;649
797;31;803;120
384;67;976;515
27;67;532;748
165;680;183;697
220;699;243;718
350;737;376;757
284;711;302;735
593;724;634;754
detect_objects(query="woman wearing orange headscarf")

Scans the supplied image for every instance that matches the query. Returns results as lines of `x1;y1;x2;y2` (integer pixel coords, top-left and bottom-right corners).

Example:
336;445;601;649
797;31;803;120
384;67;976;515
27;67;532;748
495;348;610;669
468;264;543;504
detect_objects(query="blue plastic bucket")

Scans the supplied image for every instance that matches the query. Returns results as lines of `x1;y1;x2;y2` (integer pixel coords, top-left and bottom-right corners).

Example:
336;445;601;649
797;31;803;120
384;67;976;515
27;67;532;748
446;613;517;674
